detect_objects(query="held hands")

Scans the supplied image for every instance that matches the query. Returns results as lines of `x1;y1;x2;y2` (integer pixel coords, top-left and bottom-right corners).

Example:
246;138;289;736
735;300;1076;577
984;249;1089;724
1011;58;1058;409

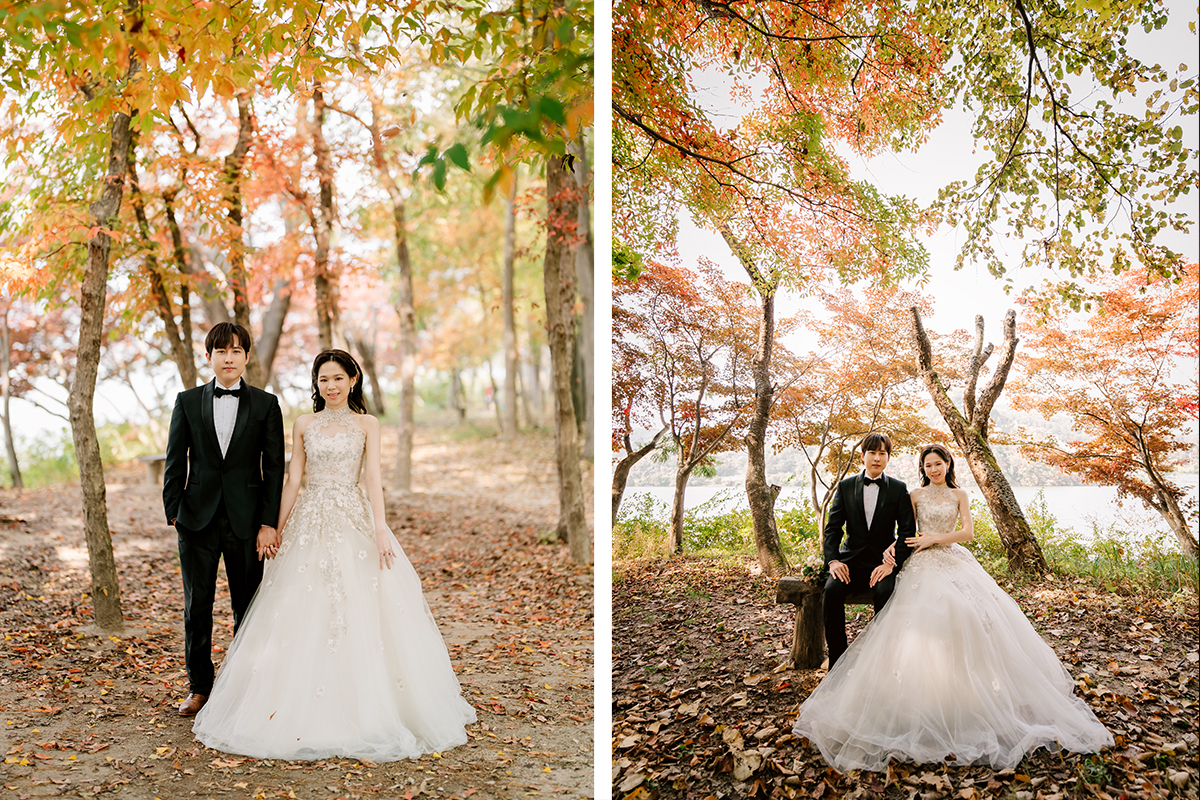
829;560;851;583
256;526;281;560
375;526;397;571
882;542;896;567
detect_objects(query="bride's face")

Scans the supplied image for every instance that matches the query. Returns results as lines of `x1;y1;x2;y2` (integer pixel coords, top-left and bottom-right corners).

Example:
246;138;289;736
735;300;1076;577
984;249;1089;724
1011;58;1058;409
923;453;948;485
317;361;355;407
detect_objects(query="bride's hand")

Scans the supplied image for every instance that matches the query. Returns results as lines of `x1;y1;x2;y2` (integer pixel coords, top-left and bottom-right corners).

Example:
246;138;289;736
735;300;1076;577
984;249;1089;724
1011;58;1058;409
375;527;396;570
906;534;937;553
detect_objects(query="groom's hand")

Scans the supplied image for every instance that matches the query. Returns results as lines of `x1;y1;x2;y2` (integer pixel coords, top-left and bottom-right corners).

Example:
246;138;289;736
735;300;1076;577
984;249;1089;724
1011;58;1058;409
256;525;280;560
869;563;893;588
829;560;850;583
883;542;896;567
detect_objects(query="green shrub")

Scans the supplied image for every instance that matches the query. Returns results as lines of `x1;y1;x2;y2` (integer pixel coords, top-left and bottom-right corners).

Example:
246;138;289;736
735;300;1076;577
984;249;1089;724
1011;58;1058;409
6;428;79;487
614;491;670;559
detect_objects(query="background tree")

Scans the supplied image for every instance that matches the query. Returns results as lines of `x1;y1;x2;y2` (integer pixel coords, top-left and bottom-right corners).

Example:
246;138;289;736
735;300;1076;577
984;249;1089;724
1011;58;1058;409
911;308;1049;574
1013;264;1200;560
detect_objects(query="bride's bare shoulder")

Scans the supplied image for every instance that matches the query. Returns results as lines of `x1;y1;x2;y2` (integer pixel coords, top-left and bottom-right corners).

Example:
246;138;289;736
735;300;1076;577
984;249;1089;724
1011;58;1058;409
352;412;380;434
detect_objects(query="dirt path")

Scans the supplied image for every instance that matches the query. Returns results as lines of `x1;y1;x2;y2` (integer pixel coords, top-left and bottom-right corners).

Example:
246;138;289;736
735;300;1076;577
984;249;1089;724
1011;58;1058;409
612;556;1198;800
0;429;594;800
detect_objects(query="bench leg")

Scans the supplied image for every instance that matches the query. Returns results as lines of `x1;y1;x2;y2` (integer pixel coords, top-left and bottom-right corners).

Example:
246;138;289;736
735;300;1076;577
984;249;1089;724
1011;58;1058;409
789;593;826;670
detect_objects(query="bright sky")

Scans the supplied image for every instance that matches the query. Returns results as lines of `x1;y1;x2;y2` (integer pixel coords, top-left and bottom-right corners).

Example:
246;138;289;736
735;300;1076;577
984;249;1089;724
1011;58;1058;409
676;0;1199;352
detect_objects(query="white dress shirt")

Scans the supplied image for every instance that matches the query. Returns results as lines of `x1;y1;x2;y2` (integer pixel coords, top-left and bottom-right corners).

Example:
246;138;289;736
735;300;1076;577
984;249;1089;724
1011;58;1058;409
863;472;884;529
213;379;242;458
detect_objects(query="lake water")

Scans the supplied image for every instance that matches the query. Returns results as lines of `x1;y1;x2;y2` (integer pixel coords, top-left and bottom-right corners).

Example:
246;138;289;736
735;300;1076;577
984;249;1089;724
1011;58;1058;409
622;475;1199;547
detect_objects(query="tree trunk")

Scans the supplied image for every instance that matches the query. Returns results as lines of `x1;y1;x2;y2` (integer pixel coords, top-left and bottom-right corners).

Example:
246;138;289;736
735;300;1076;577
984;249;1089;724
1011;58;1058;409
257;277;291;390
543;155;590;564
71;108;131;633
311;85;339;351
571;134;595;462
487;360;503;434
669;463;694;554
349;310;385;415
0;302;23;488
910;308;1048;574
222;93;265;387
127;132;197;389
161;191;196;377
528;317;545;423
1143;452;1200;560
516;351;535;430
720;225;788;576
501;173;520;439
612;428;667;524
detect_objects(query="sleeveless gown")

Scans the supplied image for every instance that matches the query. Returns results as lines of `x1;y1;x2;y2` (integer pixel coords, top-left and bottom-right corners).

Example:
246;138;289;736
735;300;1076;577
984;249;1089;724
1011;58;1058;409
792;484;1112;772
193;406;476;761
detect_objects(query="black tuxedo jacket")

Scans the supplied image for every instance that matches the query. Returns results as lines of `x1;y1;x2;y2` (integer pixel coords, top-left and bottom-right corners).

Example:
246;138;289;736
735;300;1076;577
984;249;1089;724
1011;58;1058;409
823;472;917;571
162;379;285;539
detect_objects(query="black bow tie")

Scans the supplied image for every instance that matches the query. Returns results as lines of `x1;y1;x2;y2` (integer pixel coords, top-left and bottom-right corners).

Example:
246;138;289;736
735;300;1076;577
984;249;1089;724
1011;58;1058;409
863;476;884;487
214;385;242;398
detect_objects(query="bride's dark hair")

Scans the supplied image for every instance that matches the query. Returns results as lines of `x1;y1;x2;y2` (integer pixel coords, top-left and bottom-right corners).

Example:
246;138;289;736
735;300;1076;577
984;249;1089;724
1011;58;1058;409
311;349;368;414
918;443;959;488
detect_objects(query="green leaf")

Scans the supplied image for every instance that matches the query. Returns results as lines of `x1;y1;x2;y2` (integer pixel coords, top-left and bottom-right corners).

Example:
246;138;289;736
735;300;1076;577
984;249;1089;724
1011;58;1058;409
432;158;447;191
445;142;471;171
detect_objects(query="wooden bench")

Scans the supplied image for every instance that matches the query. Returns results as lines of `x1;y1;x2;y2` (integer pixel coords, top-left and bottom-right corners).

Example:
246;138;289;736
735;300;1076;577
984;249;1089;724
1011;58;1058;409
137;454;166;484
776;577;875;670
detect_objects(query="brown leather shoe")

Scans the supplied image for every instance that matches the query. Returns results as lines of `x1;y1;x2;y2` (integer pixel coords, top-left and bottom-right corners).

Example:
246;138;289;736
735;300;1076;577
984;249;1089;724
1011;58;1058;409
178;693;208;716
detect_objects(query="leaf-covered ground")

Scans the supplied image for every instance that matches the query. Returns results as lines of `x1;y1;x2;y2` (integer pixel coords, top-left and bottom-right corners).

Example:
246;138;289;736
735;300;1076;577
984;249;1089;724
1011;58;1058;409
612;556;1198;800
0;429;594;800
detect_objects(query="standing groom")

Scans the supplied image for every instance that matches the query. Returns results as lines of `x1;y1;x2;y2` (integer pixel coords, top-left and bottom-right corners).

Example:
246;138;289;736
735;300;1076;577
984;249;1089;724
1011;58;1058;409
822;432;916;668
162;322;285;716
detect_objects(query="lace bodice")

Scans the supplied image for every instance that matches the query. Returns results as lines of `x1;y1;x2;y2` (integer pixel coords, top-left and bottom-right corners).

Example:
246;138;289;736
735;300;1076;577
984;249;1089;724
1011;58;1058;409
915;483;960;536
303;405;366;486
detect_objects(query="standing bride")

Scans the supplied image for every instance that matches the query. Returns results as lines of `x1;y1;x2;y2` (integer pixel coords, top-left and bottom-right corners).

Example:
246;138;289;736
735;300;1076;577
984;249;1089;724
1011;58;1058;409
194;349;476;760
792;443;1112;772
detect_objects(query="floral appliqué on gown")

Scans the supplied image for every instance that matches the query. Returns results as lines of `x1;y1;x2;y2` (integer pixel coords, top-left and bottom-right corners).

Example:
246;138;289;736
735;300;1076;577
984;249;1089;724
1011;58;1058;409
792;483;1112;772
193;405;476;761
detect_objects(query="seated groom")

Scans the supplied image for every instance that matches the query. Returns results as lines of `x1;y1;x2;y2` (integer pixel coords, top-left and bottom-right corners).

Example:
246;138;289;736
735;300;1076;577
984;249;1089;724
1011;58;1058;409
822;432;916;668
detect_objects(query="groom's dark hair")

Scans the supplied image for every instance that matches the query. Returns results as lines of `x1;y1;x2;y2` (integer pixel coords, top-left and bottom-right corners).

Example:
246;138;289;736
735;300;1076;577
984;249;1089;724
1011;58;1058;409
860;431;893;455
205;322;253;355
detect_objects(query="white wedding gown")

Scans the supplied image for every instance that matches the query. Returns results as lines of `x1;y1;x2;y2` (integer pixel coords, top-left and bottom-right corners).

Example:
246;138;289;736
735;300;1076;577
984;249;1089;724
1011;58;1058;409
193;406;476;761
792;484;1112;772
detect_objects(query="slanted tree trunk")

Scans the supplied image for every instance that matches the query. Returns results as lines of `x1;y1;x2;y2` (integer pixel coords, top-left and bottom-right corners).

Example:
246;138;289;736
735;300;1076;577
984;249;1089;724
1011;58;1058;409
257;277;291;390
571;134;594;461
911;308;1048;574
487;360;503;433
543;155;590;564
1142;449;1199;560
311;85;339;351
222;93;265;386
501;173;520;439
71;107;131;633
127;131;197;389
612;427;667;524
348;309;385;415
0;300;23;488
719;224;788;577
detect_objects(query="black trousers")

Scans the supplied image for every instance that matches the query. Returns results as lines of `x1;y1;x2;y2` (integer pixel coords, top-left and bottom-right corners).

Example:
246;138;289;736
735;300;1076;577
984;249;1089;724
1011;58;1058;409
176;504;262;695
823;556;897;668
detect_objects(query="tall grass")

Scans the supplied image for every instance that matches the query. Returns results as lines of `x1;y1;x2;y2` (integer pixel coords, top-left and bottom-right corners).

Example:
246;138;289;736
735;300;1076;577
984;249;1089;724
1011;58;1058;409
964;492;1197;598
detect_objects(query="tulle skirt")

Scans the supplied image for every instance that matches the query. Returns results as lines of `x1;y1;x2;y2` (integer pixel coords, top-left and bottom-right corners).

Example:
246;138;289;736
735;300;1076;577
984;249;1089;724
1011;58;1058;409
792;543;1112;772
193;481;476;761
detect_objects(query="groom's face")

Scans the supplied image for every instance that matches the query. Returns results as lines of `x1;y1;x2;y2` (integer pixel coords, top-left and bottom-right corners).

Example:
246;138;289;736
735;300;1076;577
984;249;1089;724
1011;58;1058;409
862;447;890;478
206;338;250;387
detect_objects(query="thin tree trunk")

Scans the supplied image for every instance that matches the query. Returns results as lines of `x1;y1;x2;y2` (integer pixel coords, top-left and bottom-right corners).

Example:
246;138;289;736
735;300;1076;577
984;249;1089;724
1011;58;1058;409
501;173;520;439
911;308;1048;574
127;131;197;388
571;134;594;461
487;360;503;434
516;351;535;430
612;428;667;523
71;107;131;633
222;92;264;386
0;302;23;488
720;224;788;577
529;316;545;422
669;461;694;554
311;85;338;351
543;155;589;564
349;310;385;415
1143;451;1200;560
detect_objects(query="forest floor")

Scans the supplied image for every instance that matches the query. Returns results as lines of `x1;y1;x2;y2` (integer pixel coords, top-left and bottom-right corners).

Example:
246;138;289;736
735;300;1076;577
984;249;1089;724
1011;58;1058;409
0;428;595;800
612;556;1199;800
